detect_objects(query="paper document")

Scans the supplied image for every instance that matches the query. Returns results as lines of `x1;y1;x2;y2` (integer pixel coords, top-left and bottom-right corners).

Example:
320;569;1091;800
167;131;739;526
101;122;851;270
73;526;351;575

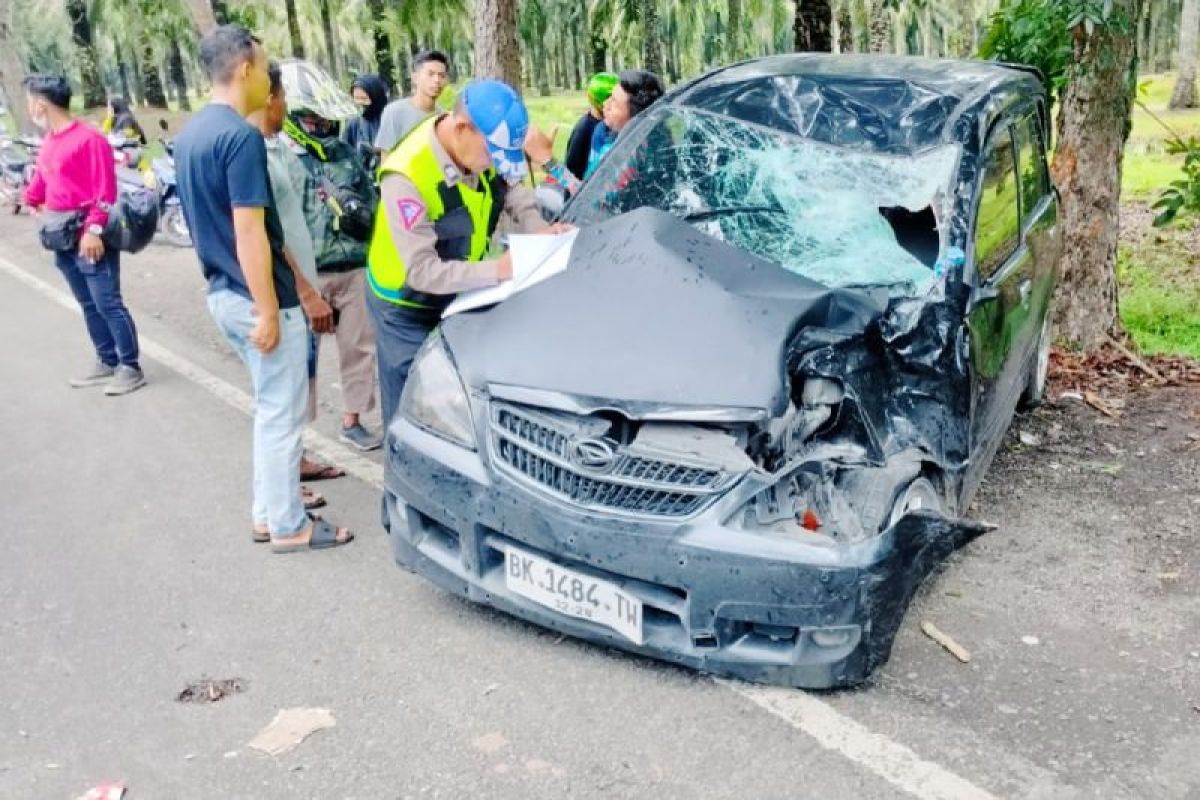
443;229;579;318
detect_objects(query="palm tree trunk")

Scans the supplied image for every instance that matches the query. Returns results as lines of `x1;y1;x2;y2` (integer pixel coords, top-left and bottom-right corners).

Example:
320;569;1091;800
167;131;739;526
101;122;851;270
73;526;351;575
1052;0;1143;349
319;0;341;81
116;46;132;101
795;0;833;52
284;0;306;58
139;37;168;108
187;0;217;35
1170;0;1198;108
66;0;106;108
474;0;522;87
0;3;30;133
368;0;396;93
868;0;891;53
836;4;854;52
169;38;191;111
728;0;742;61
642;0;663;75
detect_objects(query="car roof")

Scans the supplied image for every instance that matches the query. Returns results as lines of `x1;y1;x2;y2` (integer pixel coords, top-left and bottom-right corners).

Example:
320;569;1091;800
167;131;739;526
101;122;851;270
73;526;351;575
670;54;1046;155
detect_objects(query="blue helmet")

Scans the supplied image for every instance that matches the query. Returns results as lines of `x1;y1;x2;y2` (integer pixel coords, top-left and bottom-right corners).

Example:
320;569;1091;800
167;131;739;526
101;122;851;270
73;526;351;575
461;80;529;183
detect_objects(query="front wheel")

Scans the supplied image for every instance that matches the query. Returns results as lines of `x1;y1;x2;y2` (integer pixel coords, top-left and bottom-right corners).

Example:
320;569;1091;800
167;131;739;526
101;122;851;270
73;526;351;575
887;477;945;529
159;205;192;248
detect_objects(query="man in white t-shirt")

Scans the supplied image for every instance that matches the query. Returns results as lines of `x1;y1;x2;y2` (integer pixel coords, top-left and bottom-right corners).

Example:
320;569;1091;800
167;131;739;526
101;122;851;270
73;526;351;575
373;50;448;153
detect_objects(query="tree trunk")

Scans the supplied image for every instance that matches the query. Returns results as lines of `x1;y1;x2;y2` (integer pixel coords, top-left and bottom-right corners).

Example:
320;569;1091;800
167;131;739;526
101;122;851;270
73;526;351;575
1170;0;1198;108
868;0;891;53
368;0;396;93
140;38;168;109
169;38;190;111
284;0;306;58
116;47;132;101
0;2;30;133
1052;0;1143;350
187;0;217;35
728;0;741;61
590;31;607;73
319;0;340;81
211;0;229;25
474;0;522;88
641;0;663;75
795;0;833;52
836;5;854;53
129;42;145;105
571;20;582;89
922;3;934;57
66;0;106;108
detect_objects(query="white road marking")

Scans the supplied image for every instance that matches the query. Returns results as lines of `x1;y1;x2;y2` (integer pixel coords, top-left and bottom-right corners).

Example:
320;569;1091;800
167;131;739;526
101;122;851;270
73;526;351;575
0;253;382;490
720;680;1000;800
0;252;1000;800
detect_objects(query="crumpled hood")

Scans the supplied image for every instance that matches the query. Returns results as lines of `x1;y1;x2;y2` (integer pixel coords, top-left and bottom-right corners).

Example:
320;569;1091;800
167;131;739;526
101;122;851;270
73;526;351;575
442;207;887;415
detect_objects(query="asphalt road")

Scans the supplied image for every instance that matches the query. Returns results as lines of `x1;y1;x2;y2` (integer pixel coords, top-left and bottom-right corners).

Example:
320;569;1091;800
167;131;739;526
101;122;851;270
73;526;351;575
0;213;1197;800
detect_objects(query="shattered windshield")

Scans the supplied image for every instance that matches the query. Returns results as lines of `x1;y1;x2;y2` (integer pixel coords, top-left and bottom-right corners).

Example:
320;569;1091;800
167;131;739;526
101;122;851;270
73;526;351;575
567;106;961;296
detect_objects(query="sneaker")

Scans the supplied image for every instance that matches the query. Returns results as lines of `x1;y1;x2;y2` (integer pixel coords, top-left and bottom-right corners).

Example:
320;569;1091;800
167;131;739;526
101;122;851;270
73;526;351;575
339;422;382;451
69;361;116;388
104;365;147;396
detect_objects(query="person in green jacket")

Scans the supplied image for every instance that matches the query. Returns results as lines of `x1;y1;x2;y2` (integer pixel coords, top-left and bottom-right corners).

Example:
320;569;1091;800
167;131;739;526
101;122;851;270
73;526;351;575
279;58;384;452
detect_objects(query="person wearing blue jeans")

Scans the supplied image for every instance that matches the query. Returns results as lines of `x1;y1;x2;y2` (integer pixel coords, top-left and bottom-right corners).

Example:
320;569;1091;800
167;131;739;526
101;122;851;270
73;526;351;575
175;25;351;553
53;248;142;391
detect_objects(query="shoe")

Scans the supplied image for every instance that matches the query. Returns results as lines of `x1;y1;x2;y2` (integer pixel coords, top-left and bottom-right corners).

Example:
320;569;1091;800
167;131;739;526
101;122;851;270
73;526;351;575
69;361;116;388
339;422;382;451
104;365;147;396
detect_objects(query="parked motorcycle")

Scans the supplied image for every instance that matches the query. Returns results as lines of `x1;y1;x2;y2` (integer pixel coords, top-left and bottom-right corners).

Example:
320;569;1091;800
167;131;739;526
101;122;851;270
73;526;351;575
148;120;189;247
0;134;40;214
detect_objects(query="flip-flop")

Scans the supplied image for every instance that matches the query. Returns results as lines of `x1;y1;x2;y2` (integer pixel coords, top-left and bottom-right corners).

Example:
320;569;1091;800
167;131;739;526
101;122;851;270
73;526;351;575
252;512;322;544
271;518;354;554
300;461;345;481
302;485;326;510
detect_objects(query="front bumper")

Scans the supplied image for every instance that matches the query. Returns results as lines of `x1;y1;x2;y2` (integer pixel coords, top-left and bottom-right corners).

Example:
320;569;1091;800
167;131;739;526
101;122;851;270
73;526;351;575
383;419;978;689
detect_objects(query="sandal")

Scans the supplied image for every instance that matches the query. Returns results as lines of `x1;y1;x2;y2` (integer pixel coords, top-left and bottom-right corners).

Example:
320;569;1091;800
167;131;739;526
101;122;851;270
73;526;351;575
252;512;323;544
302;485;326;510
271;518;354;554
301;460;345;481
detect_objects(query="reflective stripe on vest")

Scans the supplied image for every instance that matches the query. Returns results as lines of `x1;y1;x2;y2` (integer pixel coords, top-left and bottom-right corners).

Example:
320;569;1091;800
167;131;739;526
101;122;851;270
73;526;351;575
366;116;508;309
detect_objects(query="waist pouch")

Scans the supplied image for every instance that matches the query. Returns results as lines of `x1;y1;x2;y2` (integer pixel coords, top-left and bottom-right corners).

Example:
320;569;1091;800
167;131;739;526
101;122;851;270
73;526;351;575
38;210;84;252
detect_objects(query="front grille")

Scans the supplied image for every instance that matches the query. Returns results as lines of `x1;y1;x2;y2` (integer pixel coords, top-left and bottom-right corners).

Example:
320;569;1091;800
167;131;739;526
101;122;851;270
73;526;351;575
490;403;740;519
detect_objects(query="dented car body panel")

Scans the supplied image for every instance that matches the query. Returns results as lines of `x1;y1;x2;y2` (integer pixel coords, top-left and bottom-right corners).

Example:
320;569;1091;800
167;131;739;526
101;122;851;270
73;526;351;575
382;55;1061;688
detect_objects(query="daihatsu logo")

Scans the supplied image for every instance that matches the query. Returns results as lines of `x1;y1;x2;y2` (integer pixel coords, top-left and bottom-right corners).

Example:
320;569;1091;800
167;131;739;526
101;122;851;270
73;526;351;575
570;437;618;473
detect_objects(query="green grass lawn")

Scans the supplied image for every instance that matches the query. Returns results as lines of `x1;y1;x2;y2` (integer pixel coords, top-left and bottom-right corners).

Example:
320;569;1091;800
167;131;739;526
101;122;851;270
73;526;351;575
1125;72;1200;198
1117;220;1200;360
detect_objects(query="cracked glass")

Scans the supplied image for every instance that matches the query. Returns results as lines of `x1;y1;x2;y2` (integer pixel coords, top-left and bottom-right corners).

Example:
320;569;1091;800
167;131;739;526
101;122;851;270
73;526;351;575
567;106;961;297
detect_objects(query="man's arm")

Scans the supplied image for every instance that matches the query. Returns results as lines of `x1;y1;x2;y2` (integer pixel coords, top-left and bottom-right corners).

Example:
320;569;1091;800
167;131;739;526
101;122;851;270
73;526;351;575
22;169;46;209
232;207;281;352
503;184;554;234
283;244;334;334
373;104;399;152
380;173;511;295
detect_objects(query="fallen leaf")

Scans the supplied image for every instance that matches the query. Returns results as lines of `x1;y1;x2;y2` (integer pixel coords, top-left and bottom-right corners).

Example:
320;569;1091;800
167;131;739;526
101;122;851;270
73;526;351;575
249;708;336;756
921;620;971;663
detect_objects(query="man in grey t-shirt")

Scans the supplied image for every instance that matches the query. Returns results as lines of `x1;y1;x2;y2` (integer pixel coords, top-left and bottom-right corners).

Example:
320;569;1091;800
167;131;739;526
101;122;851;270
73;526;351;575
374;49;449;152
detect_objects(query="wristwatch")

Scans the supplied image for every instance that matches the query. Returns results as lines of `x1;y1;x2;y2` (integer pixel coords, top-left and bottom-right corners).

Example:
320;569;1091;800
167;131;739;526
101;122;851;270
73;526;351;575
87;223;104;237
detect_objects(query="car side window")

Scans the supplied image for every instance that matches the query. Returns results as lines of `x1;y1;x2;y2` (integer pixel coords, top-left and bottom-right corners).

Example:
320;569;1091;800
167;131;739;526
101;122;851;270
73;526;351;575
1014;112;1050;225
974;128;1020;281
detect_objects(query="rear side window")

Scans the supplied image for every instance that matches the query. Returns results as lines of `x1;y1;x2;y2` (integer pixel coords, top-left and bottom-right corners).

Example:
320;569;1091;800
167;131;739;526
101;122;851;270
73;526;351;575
974;129;1020;280
1014;112;1050;225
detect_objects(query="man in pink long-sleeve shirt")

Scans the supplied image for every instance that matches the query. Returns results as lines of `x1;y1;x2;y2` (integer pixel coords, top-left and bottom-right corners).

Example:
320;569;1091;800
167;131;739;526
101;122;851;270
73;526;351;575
23;74;145;395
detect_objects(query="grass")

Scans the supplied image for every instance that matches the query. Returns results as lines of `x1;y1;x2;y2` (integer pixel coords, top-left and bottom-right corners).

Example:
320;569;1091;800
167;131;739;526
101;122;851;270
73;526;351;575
1116;227;1200;360
1124;72;1200;199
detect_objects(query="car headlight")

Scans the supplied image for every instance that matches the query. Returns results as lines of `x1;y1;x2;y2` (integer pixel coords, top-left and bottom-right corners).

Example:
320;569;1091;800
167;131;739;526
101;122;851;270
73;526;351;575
400;335;476;449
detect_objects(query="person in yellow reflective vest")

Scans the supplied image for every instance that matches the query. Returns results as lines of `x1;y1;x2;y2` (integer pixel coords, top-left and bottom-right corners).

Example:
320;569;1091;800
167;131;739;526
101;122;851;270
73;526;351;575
365;79;564;428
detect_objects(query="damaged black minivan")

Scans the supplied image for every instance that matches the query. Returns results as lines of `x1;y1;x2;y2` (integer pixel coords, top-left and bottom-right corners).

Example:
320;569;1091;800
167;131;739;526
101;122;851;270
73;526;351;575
381;55;1060;688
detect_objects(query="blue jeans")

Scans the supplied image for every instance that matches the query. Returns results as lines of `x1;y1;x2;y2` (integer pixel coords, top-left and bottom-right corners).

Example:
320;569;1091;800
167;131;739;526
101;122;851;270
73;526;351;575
365;289;439;434
206;289;309;537
54;248;140;369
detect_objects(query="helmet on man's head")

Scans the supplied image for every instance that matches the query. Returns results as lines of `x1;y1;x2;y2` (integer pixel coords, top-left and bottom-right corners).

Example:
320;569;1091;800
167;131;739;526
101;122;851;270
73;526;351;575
278;58;359;123
586;72;618;113
460;80;530;184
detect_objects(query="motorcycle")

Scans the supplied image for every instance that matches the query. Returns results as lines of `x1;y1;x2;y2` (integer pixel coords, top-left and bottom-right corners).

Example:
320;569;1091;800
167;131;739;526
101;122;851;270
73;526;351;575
0;134;40;214
148;119;189;247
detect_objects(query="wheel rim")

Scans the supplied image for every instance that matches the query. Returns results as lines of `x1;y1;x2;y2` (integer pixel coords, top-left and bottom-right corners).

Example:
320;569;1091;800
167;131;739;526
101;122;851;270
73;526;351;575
888;477;942;528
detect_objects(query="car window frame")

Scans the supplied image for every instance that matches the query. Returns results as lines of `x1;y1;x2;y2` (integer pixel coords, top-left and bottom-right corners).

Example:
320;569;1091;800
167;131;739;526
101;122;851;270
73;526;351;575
1012;102;1052;232
970;121;1023;287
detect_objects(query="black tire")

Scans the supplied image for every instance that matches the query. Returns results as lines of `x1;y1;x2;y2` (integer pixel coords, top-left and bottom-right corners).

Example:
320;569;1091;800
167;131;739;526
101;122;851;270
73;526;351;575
1019;314;1051;410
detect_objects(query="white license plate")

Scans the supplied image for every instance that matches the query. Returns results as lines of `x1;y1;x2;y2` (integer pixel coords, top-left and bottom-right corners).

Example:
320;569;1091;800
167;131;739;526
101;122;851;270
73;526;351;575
503;546;644;645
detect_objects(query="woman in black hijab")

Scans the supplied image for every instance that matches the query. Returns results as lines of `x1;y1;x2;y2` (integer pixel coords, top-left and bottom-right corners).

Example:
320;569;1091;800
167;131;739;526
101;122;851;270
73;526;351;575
103;96;147;145
342;74;389;169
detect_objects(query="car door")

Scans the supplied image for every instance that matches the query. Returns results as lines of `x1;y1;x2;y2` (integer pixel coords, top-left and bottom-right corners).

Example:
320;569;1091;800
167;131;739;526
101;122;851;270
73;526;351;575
1012;103;1061;352
965;119;1037;491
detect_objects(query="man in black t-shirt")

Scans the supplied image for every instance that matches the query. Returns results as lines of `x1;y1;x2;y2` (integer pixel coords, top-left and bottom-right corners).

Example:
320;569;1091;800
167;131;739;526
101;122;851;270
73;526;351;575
176;25;352;554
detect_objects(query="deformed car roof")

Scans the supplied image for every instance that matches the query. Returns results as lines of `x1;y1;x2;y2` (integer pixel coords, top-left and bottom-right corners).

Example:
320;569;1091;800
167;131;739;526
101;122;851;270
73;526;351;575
670;54;1046;155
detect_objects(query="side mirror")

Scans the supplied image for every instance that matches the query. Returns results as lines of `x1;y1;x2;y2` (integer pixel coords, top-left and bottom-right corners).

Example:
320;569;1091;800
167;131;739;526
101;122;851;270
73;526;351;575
969;284;1000;309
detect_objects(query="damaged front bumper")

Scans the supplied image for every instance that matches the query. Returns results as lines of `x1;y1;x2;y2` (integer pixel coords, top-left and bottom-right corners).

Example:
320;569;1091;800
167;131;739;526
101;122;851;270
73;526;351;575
384;418;987;689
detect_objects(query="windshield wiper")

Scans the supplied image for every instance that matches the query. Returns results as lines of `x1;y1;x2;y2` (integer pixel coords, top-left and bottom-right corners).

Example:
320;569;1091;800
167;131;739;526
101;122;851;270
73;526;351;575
682;206;785;223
